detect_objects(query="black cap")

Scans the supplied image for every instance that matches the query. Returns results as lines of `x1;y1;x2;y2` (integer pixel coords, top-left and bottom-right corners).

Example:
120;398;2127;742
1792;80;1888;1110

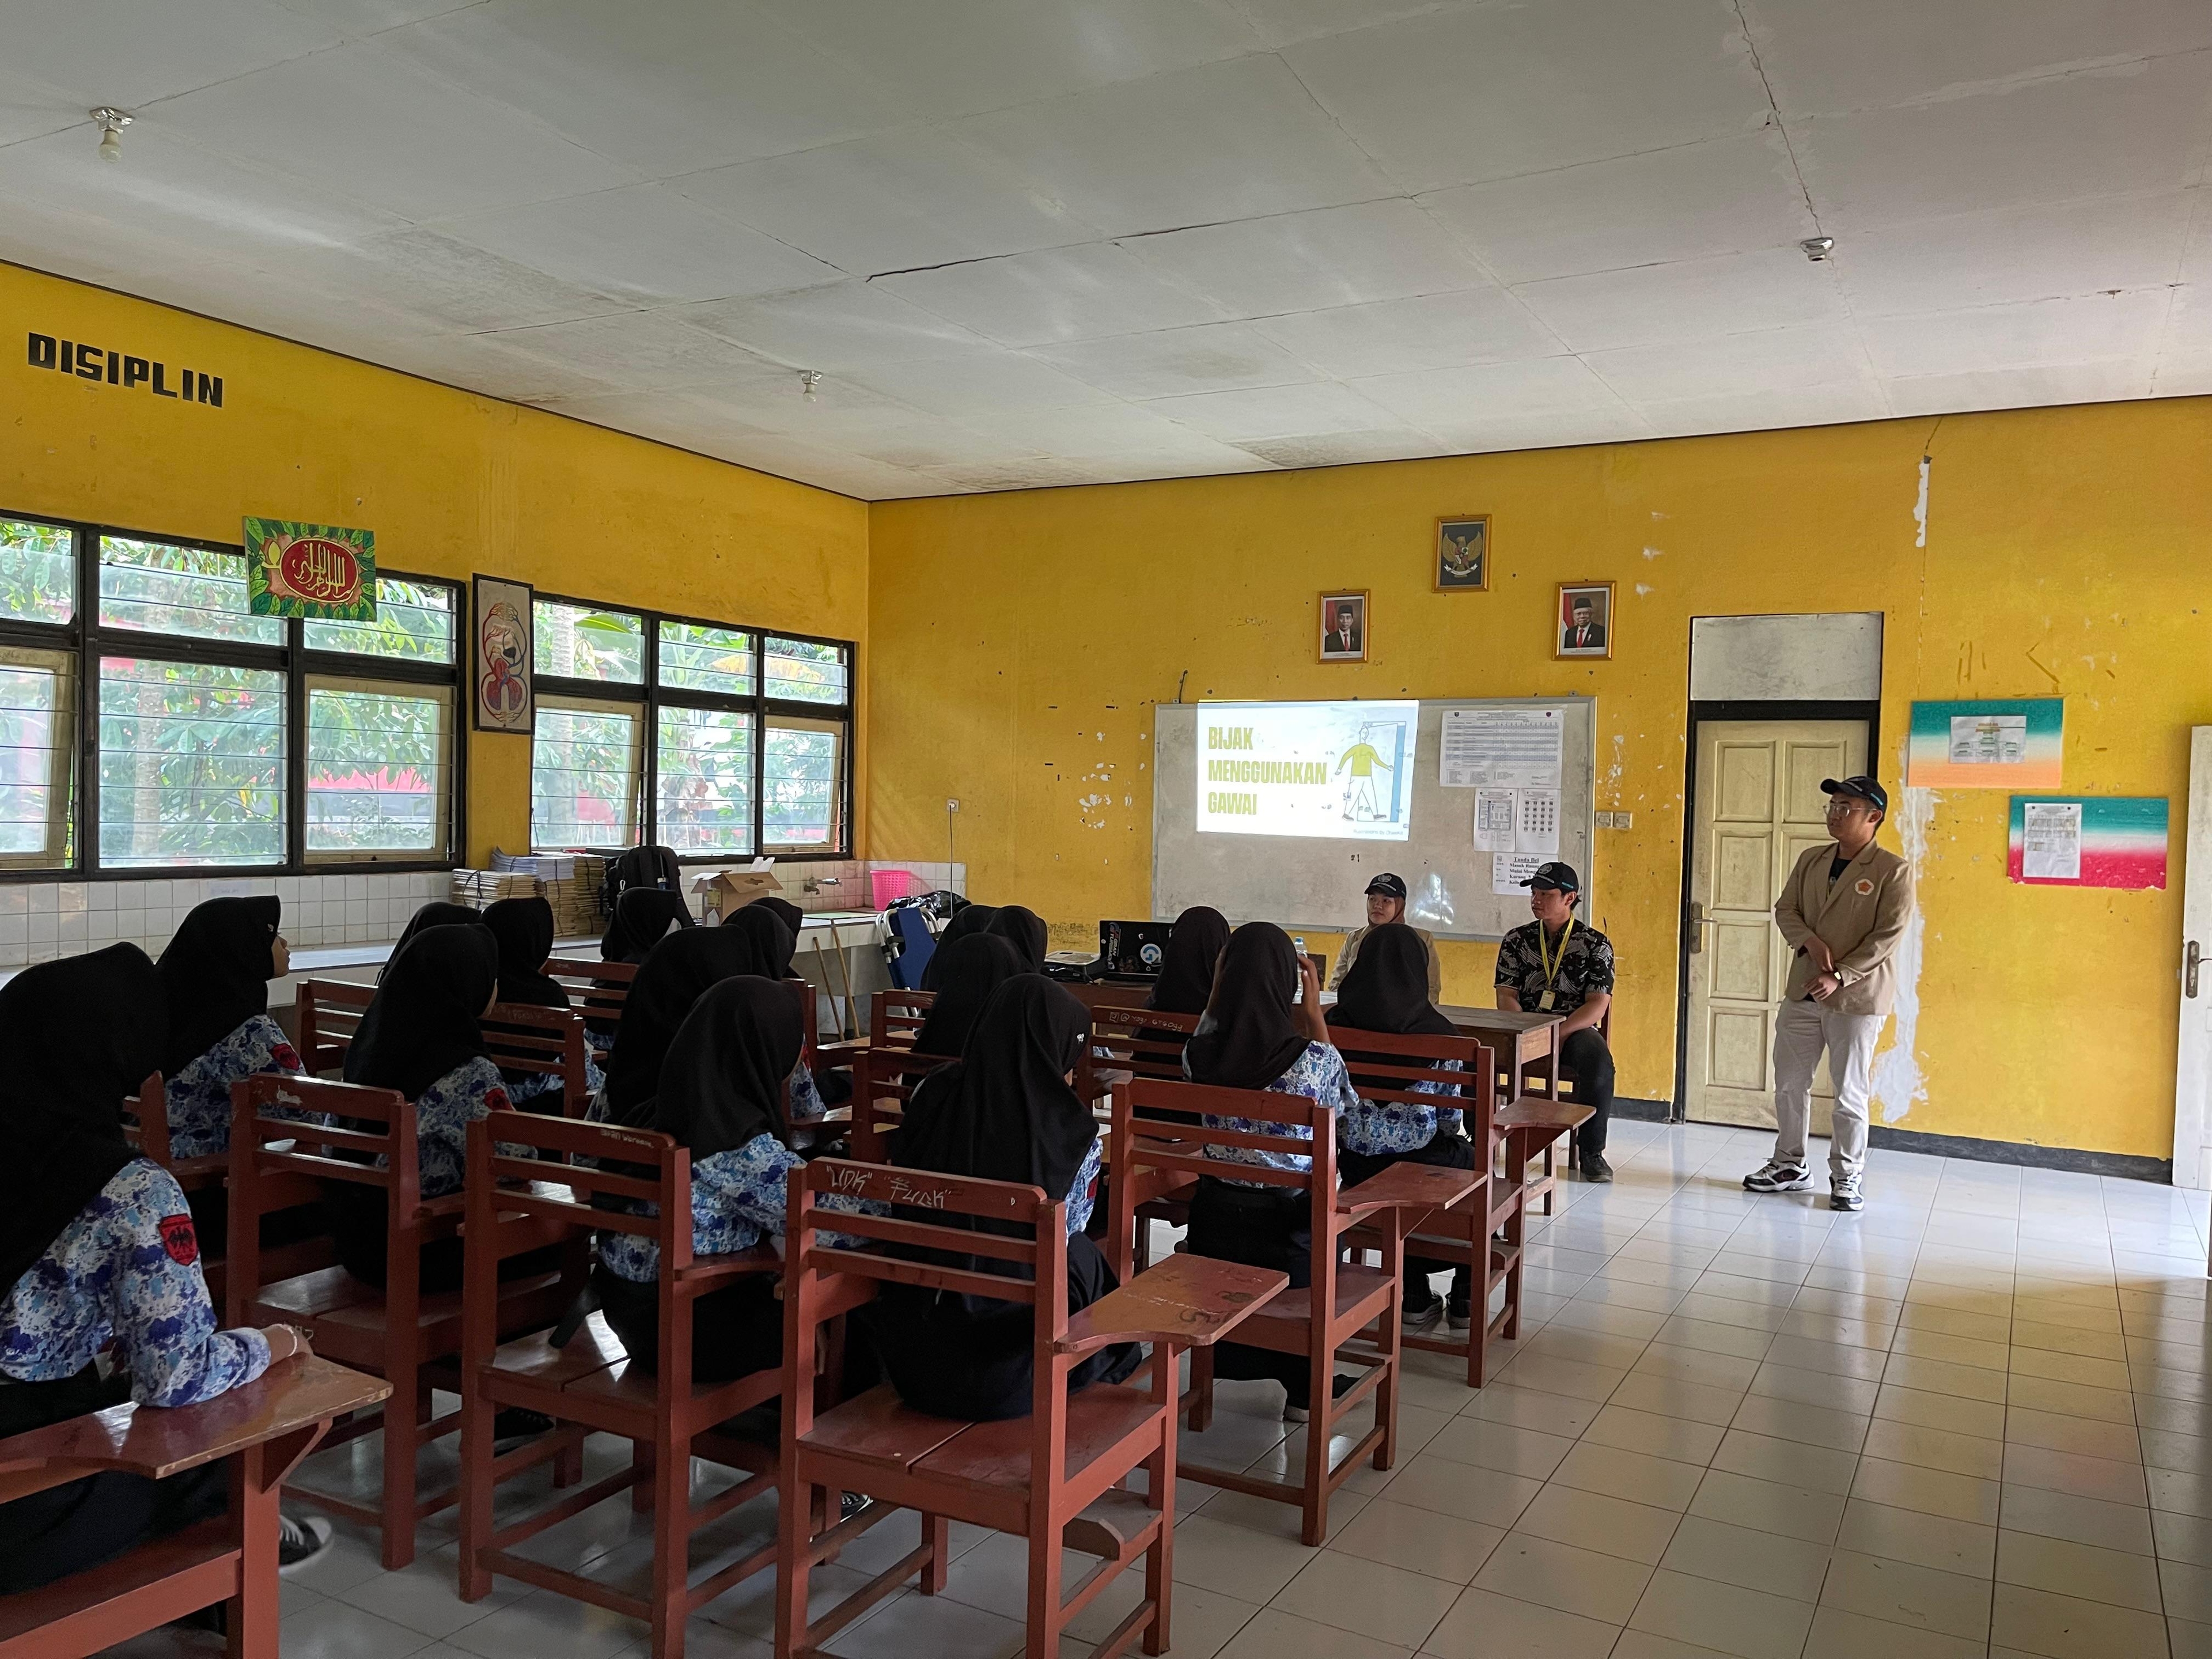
1518;861;1581;895
1364;873;1408;899
1821;775;1889;813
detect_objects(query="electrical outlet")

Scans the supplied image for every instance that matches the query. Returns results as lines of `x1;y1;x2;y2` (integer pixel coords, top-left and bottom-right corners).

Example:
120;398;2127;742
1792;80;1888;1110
1597;810;1634;830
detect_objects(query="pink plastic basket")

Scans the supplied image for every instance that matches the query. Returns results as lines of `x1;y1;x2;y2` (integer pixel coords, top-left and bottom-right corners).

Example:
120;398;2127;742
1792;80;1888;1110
868;868;916;907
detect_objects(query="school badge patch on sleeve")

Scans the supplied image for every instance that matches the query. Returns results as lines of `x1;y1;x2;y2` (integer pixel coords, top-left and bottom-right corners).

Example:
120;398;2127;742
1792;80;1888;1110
158;1214;199;1267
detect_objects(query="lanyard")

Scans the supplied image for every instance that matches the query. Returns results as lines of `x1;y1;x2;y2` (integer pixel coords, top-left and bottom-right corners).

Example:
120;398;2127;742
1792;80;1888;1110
1537;919;1575;989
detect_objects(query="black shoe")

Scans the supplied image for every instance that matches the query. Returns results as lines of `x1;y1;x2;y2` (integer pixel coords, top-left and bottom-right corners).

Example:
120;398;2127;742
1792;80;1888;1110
1402;1290;1444;1333
1578;1153;1612;1184
491;1408;555;1452
1283;1373;1358;1423
1445;1291;1473;1332
838;1491;873;1523
277;1513;333;1577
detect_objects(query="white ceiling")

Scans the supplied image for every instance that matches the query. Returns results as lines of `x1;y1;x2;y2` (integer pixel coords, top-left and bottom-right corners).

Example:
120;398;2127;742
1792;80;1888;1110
5;0;2210;499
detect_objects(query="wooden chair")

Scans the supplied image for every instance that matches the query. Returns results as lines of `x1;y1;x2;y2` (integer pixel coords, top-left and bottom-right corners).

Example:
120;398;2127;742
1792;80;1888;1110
544;956;636;1053
121;1068;225;1204
224;1073;579;1569
293;978;373;1076
1082;1007;1202;1271
775;1158;1287;1659
480;1002;593;1117
1105;1077;1476;1545
1328;1030;1508;1387
0;1356;388;1659
457;1116;783;1659
846;1043;951;1163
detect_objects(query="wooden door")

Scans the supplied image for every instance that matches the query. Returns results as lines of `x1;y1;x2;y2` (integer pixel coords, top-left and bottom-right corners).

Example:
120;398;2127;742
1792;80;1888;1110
2172;728;2212;1191
1684;719;1868;1127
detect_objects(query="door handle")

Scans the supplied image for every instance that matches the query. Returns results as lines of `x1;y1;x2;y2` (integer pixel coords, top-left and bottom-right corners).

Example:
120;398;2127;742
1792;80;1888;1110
2189;940;2201;999
1690;902;1708;955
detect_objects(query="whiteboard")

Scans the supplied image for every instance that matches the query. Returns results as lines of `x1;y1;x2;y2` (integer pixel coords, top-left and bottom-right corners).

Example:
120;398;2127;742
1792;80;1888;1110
1152;698;1596;942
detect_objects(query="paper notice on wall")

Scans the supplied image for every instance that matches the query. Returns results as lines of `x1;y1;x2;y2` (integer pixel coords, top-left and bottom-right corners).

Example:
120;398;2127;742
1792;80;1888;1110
1493;854;1544;895
1949;713;2026;767
2021;800;2082;881
1517;789;1560;858
1472;788;1516;852
1441;707;1564;789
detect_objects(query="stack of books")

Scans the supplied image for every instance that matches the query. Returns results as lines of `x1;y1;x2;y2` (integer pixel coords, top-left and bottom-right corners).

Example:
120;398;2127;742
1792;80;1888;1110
489;847;608;935
451;868;538;910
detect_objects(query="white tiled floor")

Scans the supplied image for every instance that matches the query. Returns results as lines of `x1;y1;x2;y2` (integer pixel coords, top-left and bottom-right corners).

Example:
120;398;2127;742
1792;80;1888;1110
107;1121;2212;1658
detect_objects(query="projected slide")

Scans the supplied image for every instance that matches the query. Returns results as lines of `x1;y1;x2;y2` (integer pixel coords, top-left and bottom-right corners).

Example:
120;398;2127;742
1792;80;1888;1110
1197;700;1418;841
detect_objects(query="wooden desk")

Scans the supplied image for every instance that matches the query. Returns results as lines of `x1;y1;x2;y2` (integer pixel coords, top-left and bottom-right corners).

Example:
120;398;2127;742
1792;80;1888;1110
0;1355;389;1659
1436;1006;1565;1108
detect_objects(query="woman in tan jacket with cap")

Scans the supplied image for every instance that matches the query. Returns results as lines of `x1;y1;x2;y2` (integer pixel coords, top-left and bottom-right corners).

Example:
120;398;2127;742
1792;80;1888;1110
1326;872;1441;998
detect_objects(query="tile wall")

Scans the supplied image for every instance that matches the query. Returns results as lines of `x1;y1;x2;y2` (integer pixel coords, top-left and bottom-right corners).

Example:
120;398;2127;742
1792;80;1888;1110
0;859;966;968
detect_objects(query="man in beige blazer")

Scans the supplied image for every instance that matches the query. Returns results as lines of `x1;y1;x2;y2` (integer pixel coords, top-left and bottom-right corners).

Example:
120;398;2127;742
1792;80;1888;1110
1743;776;1914;1212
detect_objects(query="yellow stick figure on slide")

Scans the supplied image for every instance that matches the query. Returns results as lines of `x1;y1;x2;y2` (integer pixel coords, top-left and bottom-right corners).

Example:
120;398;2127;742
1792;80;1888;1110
1336;726;1393;822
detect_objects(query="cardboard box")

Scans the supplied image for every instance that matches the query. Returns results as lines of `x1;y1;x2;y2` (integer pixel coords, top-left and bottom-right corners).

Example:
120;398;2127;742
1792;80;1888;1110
693;866;785;922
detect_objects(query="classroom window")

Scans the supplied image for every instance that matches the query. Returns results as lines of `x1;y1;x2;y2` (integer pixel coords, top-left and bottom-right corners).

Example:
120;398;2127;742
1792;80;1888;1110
304;679;453;859
656;704;755;855
763;716;844;851
529;597;853;859
532;698;642;850
98;656;287;868
0;647;74;867
0;518;75;626
0;509;463;876
534;600;643;684
658;620;754;696
99;537;285;646
764;635;848;705
302;578;457;663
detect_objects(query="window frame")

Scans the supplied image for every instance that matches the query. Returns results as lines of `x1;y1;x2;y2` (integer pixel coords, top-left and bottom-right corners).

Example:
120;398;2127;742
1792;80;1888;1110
529;691;647;853
529;590;854;863
301;671;457;865
0;507;466;880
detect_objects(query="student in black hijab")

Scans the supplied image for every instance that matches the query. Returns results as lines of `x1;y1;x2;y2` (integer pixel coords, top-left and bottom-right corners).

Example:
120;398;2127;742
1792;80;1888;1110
745;895;805;941
483;896;566;1009
600;888;691;965
598;927;778;1128
594;978;810;1382
725;902;797;979
872;976;1137;1420
984;904;1048;973
382;901;479;981
1145;906;1230;1016
332;925;505;1289
482;896;601;1109
918;902;996;991
1327;922;1476;1330
1180;922;1359;1422
0;945;329;1589
156;896;301;1162
911;934;1026;1058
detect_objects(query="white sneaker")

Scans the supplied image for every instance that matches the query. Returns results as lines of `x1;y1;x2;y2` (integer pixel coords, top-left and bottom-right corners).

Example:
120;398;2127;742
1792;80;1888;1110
1831;1175;1865;1212
1743;1159;1813;1194
277;1514;332;1577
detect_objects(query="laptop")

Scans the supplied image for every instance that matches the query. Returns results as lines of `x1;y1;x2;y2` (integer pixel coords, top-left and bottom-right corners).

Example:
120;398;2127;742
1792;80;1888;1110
1100;919;1175;979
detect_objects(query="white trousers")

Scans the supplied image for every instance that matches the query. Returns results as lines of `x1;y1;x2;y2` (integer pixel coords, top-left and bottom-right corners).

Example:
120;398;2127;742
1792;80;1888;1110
1770;998;1885;1181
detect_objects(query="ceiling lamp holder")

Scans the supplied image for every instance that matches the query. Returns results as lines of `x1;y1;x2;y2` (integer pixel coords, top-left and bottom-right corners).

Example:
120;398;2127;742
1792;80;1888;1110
799;370;822;402
1801;236;1835;262
91;107;132;162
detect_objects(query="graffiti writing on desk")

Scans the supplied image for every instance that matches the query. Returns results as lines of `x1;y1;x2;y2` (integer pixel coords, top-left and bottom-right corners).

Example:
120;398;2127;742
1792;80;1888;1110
827;1166;950;1209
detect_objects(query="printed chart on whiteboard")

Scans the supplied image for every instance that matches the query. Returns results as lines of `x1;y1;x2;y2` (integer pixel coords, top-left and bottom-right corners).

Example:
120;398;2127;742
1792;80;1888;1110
1440;706;1564;790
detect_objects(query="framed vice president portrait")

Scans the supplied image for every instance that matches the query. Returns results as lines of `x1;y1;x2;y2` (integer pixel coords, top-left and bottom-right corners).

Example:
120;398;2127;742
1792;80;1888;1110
1319;590;1368;662
1555;582;1613;660
1434;516;1489;590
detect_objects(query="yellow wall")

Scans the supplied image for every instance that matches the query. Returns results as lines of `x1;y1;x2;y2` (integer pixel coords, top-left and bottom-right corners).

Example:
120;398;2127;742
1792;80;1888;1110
1;262;870;862
869;400;2212;1162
